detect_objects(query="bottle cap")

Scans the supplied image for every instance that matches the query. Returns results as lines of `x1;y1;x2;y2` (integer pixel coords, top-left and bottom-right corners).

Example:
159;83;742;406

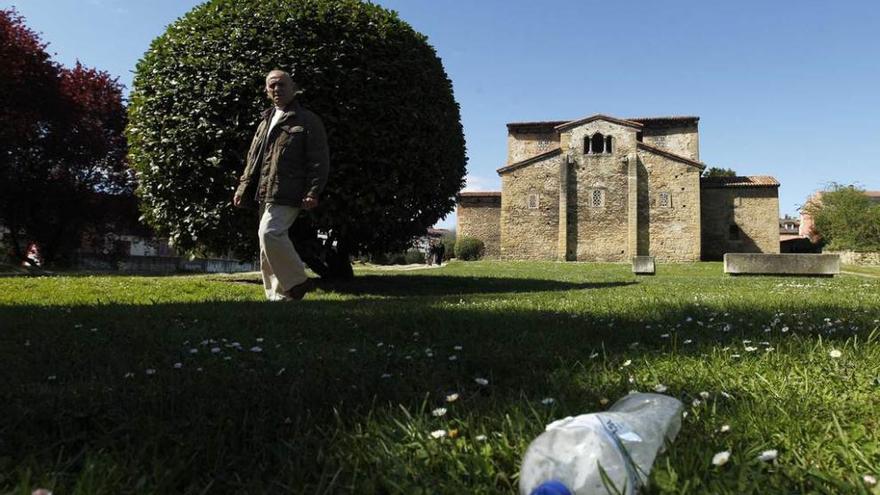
530;480;573;495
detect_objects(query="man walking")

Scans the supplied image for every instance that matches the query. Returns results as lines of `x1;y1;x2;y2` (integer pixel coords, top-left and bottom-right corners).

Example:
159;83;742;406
234;70;329;301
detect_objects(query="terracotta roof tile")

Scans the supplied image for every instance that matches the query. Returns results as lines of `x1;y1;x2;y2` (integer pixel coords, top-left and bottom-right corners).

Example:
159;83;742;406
459;191;501;197
700;176;780;188
507;115;699;133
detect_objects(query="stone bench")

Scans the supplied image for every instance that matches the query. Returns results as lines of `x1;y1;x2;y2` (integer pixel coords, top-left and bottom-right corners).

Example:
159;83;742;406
632;256;655;275
724;253;840;276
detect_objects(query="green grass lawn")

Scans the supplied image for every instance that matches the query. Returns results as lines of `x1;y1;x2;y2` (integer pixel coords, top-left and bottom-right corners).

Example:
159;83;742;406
2;262;879;494
843;264;880;278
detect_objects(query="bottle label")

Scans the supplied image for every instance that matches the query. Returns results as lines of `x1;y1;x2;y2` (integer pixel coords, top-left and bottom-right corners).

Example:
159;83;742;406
596;415;644;493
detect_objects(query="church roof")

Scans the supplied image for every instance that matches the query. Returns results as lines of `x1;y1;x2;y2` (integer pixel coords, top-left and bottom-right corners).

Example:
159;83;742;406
496;148;562;175
554;114;643;132
700;176;780;188
637;142;706;170
507;115;699;133
459;191;502;197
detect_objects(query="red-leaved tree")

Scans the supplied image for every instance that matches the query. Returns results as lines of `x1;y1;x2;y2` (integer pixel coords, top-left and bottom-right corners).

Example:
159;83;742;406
0;8;131;265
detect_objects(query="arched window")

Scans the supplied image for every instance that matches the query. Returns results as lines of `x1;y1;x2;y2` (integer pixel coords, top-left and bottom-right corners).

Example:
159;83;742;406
605;135;613;153
583;136;591;154
591;133;605;154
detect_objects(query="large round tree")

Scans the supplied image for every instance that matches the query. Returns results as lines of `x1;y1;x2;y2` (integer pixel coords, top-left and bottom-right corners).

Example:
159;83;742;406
128;0;465;277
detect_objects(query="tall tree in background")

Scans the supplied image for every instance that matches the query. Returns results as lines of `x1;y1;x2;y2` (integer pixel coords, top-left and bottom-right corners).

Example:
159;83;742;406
803;184;880;251
0;9;130;265
702;167;737;178
128;0;466;278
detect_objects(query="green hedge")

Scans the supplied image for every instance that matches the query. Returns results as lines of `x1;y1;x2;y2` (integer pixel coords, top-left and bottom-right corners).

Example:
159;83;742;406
454;236;484;261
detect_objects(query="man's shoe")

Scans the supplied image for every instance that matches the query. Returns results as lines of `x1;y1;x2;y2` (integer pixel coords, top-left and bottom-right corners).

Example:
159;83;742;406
286;278;315;300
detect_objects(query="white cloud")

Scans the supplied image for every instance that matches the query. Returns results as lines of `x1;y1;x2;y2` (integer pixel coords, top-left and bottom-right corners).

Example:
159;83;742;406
461;174;499;192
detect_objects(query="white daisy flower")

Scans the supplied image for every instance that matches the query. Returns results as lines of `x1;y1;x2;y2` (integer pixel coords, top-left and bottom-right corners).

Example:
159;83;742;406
745;346;758;352
712;450;731;466
250;346;263;353
432;408;447;417
475;378;489;386
863;475;877;486
430;429;447;439
445;393;459;403
622;360;632;367
381;373;392;379
211;347;221;354
475;434;487;441
653;384;668;393
829;349;842;358
757;449;778;462
145;369;156;375
448;355;458;361
173;362;183;369
699;391;710;399
541;397;555;405
720;424;731;433
454;345;463;351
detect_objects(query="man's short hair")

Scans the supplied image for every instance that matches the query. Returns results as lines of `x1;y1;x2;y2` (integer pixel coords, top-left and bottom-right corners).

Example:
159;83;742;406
265;69;301;93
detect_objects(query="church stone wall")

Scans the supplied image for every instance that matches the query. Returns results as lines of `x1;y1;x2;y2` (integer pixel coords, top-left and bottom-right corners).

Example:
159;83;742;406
562;121;639;261
636;151;702;261
641;124;700;161
456;197;501;258
701;187;780;260
507;132;559;164
500;155;561;260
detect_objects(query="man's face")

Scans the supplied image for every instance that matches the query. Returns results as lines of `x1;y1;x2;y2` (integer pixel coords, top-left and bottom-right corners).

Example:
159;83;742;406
266;75;295;108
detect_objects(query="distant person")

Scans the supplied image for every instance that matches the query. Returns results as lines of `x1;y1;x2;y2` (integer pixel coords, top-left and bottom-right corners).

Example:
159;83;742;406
427;241;436;266
436;241;445;266
233;69;329;301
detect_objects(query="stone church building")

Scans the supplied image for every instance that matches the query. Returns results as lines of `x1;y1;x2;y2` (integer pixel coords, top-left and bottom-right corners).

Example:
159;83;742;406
457;114;780;261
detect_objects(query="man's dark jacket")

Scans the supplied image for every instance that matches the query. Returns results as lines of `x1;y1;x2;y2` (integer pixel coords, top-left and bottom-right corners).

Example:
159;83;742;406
236;102;329;208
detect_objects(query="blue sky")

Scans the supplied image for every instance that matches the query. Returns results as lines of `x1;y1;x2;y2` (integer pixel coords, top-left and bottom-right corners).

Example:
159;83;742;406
5;0;879;228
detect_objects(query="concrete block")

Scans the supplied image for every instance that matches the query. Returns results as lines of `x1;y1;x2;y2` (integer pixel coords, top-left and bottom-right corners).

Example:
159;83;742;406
632;256;656;275
724;253;840;276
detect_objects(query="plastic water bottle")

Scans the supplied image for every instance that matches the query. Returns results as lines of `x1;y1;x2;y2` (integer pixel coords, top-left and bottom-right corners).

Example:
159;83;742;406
519;393;684;495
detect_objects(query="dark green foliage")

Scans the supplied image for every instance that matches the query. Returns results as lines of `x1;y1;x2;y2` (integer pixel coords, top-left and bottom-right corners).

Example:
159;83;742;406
455;236;484;261
702;167;737;178
803;183;880;251
127;0;466;260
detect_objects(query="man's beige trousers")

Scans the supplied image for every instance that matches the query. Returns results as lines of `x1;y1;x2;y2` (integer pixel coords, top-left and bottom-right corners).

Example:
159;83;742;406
258;203;308;301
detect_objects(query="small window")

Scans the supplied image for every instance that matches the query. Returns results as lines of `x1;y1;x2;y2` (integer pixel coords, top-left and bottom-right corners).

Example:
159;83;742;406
658;192;671;208
605;135;613;153
583;136;591;154
636;131;643;142
589;189;605;208
527;193;539;209
729;224;741;241
591;133;605;154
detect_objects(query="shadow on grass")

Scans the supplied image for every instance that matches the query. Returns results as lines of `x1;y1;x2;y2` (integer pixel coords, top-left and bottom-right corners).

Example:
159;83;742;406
0;290;876;493
225;274;638;296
